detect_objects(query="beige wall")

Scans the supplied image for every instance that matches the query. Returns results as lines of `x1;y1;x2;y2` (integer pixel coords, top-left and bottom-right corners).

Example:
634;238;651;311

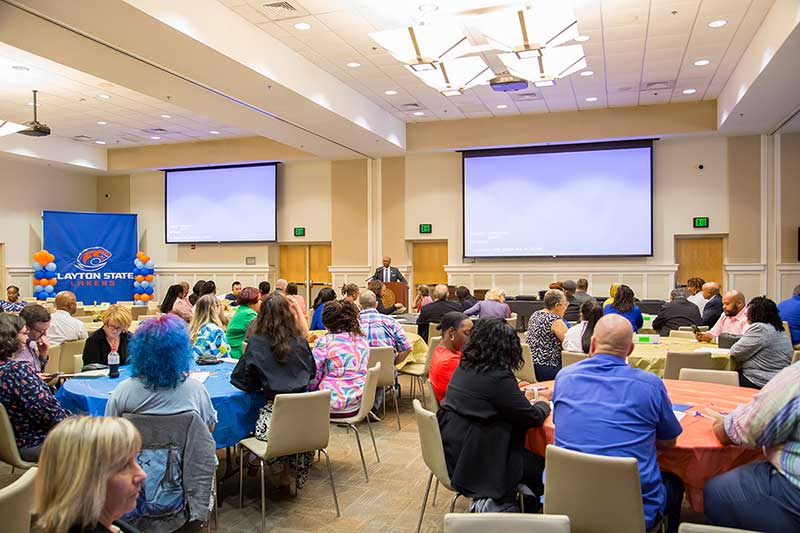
277;160;332;243
331;159;369;266
97;174;131;212
380;157;408;264
780;133;800;263
727;136;761;263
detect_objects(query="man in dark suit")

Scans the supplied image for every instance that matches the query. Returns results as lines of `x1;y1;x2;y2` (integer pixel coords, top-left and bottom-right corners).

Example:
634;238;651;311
416;284;461;342
371;256;407;284
700;282;723;327
652;288;702;336
562;280;581;324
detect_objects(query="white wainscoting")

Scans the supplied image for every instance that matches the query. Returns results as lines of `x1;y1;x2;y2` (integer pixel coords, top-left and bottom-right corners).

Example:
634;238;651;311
724;263;767;298
777;264;800;300
329;266;373;291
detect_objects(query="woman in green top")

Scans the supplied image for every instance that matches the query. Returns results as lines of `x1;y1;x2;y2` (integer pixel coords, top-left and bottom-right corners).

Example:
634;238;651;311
226;286;261;358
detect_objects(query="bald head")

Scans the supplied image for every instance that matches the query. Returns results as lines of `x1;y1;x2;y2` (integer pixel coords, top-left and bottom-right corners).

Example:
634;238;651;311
382;256;391;268
722;289;746;316
701;282;720;299
54;290;77;314
433;284;449;301
590;314;634;359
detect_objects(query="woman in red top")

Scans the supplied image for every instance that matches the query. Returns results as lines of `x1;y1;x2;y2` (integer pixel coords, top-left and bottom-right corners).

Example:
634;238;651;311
429;311;473;404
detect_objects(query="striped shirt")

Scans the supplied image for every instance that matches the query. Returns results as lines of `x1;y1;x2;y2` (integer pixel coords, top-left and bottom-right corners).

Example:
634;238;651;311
725;362;800;488
358;309;412;354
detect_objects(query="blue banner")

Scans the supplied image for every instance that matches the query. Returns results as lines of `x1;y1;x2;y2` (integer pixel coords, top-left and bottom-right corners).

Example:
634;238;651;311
43;211;138;304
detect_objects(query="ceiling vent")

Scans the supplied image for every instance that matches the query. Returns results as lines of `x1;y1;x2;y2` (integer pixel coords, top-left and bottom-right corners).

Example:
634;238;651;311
455;103;489;114
639;80;674;92
72;135;93;142
144;127;173;134
510;91;541;101
260;1;308;20
399;103;422;109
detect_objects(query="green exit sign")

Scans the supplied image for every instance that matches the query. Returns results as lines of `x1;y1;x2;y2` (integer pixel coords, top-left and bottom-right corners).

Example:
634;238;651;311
693;217;710;229
419;223;432;234
293;227;306;237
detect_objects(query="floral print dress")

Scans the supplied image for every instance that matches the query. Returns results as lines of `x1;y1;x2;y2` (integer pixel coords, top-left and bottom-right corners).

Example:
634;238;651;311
192;323;230;362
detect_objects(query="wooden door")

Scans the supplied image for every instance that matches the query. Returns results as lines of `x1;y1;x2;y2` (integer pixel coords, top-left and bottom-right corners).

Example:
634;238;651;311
412;241;448;288
279;245;306;285
309;244;332;285
675;237;724;288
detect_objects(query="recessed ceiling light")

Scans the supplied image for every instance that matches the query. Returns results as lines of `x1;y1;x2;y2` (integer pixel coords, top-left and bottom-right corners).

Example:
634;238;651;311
384;90;398;95
96;121;107;125
97;93;111;100
580;70;594;77
682;89;697;94
585;97;598;102
209;130;220;135
160;114;172;119
441;89;462;97
575;35;590;42
12;65;30;71
293;21;312;30
95;140;106;145
534;80;555;87
708;19;727;28
346;62;361;68
412;111;425;116
496;104;508;109
150;136;161;140
693;59;711;67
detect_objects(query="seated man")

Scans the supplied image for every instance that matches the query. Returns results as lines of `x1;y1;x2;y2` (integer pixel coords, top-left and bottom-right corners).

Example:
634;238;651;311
652;287;702;337
47;290;88;345
777;284;800;347
258;280;271;299
554;314;684;533
704;362;800;531
15;304;52;373
699;282;723;328
562;280;581;323
416;284;461;342
224;280;241;306
573;278;593;305
696;289;748;343
1;285;27;313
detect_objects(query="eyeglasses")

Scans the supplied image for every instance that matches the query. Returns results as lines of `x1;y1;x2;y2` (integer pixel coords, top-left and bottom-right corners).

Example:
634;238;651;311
105;323;124;332
29;325;48;336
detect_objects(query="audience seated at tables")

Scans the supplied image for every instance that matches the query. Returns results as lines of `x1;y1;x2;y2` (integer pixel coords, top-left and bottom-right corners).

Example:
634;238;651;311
603;284;644;332
686;277;707;313
225;280;241;306
226;286;261;359
728;296;793;389
652;287;702;337
573;278;593;305
705;360;800;532
553;314;684;533
428;311;472;403
777;283;800;347
562;299;604;354
285;282;307;318
105;314;217;431
416;284;461;342
190;294;231;363
231;292;316;489
455;285;477;312
464;287;512;319
33;416;146;533
311;300;370;417
438;318;551;511
0;314;69;462
47;290;88;346
527;289;569;381
83;304;131;367
412;284;433;313
368;280;406;316
161;283;192;322
699;282;723;328
0;285;27;312
15;303;52;373
603;282;621;307
341;283;360;307
258;280;271;299
696;289;749;342
188;279;205;306
561;280;582;323
310;288;337;331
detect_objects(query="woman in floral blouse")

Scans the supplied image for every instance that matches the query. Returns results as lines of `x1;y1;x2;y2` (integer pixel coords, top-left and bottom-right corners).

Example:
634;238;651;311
190;294;230;362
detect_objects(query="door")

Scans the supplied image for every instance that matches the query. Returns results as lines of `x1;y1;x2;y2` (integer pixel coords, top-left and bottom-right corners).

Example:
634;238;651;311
279;243;332;308
412;241;448;290
675;237;724;288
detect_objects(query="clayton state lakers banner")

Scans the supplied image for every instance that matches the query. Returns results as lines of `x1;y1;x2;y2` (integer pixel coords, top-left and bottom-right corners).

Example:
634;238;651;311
43;211;138;304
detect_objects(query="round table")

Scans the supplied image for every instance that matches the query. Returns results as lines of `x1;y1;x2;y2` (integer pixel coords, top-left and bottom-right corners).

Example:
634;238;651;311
628;338;736;377
526;379;763;511
55;362;264;449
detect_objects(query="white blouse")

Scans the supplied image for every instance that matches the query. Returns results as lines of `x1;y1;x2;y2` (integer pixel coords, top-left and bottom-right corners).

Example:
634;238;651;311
562;321;588;353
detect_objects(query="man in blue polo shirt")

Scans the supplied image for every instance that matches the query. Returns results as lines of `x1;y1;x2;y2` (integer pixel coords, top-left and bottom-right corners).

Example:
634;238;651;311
553;314;684;533
777;284;800;347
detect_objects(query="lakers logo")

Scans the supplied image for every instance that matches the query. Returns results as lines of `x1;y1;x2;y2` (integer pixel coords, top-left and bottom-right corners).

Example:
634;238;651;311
76;246;112;272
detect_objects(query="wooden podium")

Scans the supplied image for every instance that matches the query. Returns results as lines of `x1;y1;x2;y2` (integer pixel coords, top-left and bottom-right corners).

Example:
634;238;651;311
382;282;409;309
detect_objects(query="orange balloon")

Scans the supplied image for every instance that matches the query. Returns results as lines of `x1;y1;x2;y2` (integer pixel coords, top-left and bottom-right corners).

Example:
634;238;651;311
145;274;154;282
39;279;49;286
48;278;57;286
142;255;150;263
140;294;150;302
47;254;55;263
37;254;49;266
134;293;142;300
135;275;145;282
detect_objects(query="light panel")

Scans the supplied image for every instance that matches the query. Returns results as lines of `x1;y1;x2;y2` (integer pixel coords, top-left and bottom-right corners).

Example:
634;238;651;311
369;22;471;67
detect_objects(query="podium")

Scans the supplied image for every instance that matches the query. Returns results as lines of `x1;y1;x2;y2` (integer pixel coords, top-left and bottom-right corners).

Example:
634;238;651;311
383;282;409;309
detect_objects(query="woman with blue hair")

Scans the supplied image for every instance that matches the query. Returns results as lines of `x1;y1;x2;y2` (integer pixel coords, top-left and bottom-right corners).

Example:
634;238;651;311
105;314;217;431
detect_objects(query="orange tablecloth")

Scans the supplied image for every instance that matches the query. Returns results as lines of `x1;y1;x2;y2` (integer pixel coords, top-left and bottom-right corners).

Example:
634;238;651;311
525;379;765;511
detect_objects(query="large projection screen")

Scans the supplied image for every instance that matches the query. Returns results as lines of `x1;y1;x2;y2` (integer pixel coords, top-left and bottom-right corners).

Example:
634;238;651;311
463;140;653;258
165;163;277;243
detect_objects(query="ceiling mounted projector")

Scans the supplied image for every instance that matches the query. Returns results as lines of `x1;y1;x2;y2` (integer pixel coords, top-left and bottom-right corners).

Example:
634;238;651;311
18;90;51;137
489;73;528;92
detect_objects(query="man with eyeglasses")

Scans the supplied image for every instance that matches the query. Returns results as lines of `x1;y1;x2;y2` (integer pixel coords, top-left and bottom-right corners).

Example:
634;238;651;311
15;304;52;373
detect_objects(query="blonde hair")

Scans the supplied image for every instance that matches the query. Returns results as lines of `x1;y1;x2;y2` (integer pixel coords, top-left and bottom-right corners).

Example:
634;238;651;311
485;288;506;302
34;417;141;533
609;282;621;298
100;304;132;330
189;294;223;342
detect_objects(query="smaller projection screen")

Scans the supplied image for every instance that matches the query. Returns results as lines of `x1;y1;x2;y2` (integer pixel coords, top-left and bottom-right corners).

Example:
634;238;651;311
165;163;277;243
462;140;653;258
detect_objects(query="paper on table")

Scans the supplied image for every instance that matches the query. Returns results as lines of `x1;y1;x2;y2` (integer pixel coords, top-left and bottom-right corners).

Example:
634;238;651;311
66;369;109;378
219;357;238;364
672;410;687;421
694;347;729;354
189;371;210;384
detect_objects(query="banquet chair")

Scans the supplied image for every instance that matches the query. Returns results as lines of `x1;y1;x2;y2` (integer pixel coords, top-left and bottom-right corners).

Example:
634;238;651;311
444;513;571;533
330;364;381;482
514;343;537;383
239;390;339;531
0;467;37;533
369;346;401;430
0;404;37;473
130;306;150;320
663;352;713;380
679;368;739;387
401;323;418;335
793;351;800;364
678;524;759;533
59;339;86;373
505;313;518;329
782;321;792;346
77;315;97;323
545;444;666;533
668;330;696;339
678;326;708;332
561;351;589;368
425;379;439;413
399;336;442;409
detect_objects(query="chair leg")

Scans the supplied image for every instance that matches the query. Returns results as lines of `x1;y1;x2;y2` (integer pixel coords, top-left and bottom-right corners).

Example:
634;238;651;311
382;387;387;418
320;449;340;517
238;446;245;509
259;459;266;533
415;472;434;533
365;417;380;463
393;388;401;430
419;377;427;409
449;493;460;512
432;479;439;506
350;424;369;482
518;491;524;513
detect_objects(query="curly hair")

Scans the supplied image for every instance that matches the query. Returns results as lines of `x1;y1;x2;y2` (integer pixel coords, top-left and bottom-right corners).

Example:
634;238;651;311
341;283;359;299
252;293;302;363
322;300;362;336
747;296;784;331
611;284;636;313
0;314;25;360
459;317;523;373
543;289;565;310
128;314;191;390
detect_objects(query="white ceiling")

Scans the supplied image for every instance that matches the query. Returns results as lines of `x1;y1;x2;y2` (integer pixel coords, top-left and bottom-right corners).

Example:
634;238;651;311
219;0;775;122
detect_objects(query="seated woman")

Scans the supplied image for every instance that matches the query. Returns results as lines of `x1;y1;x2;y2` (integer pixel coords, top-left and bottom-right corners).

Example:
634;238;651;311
160;284;191;322
603;284;644;332
105;314;217;430
464;288;511;319
603;282;621;307
526;289;569;381
226;286;261;359
310;288;337;331
412;285;433;313
311;300;370;417
83;304;132;367
285;282;308;318
0;314;69;462
190;294;231;363
188;279;205;306
341;283;360;308
367;280;405;315
231;293;316;489
455;286;477;312
729;296;793;389
33;416;146;533
562;300;604;354
438;318;551;510
428;311;472;404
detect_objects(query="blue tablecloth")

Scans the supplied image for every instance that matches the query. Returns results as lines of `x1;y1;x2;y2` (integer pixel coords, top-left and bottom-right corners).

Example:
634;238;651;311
55;362;264;449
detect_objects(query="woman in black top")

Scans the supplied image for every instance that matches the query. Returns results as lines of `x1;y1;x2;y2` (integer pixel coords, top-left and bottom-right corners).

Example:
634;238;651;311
455;286;477;312
82;304;131;367
438;318;551;510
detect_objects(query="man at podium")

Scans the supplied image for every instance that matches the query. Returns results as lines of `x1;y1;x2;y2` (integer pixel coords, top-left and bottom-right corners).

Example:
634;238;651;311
371;256;407;284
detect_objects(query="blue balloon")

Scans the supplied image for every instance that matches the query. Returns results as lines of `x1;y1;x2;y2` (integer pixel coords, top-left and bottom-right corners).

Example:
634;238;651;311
140;280;149;289
32;262;43;271
134;281;141;288
135;287;144;294
144;260;155;269
145;286;154;295
36;292;48;300
34;270;45;280
33;285;43;293
134;259;144;269
44;271;55;280
45;262;57;272
44;285;54;294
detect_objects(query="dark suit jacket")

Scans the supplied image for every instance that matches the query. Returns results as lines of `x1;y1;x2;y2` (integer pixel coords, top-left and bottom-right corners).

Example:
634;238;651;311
371;266;407;284
701;294;723;327
416;299;462;342
652;298;702;336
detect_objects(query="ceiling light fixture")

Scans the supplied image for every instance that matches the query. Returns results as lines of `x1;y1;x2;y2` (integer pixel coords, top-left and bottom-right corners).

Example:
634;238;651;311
412;111;425;116
370;22;472;72
477;5;582;55
409;56;494;95
209;130;220;135
496;104;508;109
693;59;711;66
96;121;107;125
580;70;594;76
384;90;398;95
534;79;555;87
97;94;111;100
708;19;727;28
0;120;26;137
293;22;312;30
11;65;30;71
150;136;161;140
95;140;106;145
682;89;696;94
160;114;172;118
574;35;590;42
346;62;361;68
441;89;463;97
585;96;598;102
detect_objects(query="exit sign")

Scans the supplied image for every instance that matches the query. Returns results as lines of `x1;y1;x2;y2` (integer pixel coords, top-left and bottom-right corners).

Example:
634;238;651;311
419;223;432;234
693;217;710;229
293;227;306;237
